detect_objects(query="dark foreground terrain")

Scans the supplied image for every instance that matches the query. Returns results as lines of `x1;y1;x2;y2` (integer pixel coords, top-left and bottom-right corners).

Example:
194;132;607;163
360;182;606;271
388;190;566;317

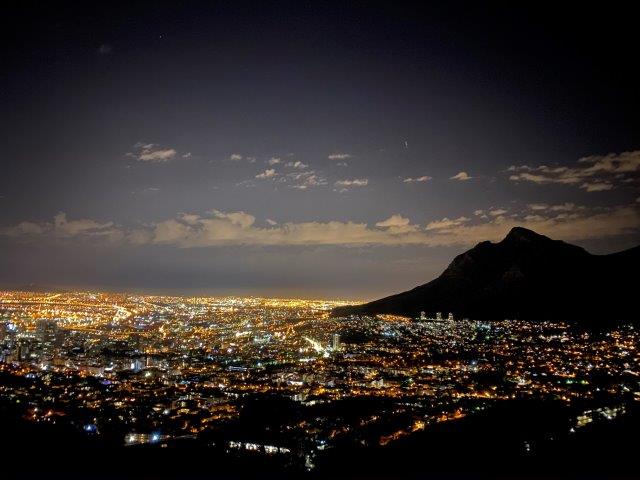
2;398;638;480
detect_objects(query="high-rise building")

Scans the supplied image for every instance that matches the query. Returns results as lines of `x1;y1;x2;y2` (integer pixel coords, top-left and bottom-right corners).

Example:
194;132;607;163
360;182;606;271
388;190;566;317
36;319;58;343
447;312;454;321
420;311;427;321
130;358;145;372
36;319;60;358
0;322;18;363
331;333;341;352
1;322;17;343
436;312;443;321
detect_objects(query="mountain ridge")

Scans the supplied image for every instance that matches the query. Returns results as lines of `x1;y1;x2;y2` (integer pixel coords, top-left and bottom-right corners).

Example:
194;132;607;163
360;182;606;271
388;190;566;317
332;227;639;323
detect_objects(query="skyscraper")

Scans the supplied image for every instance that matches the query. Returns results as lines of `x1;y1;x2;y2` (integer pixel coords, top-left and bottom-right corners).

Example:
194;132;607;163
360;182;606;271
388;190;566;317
36;319;59;358
331;333;341;352
0;322;6;342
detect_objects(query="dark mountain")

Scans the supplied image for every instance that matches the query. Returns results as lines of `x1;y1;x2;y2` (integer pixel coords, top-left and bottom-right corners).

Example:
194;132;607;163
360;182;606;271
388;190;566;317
332;227;639;323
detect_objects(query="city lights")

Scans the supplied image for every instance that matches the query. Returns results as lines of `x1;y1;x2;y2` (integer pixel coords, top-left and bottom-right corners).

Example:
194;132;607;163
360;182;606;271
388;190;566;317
1;290;638;472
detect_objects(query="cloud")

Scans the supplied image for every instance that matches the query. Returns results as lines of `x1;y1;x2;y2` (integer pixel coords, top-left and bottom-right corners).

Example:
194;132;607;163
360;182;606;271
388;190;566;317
182;152;192;159
450;171;472;181
488;208;508;216
53;213;116;238
229;153;243;161
245;163;325;190
550;203;577;212
527;202;578;212
286;161;308;170
1;212;122;242
578;150;640;174
3;204;639;249
580;181;613;192
403;175;432;183
334;178;368;188
375;214;411;228
288;172;326;189
328;153;352;160
508;149;640;191
255;169;276;179
1;221;47;236
142;205;637;247
145;211;426;247
211;210;256;229
527;203;549;211
375;214;420;235
509;171;566;184
426;216;471;231
130;143;178;163
421;206;639;245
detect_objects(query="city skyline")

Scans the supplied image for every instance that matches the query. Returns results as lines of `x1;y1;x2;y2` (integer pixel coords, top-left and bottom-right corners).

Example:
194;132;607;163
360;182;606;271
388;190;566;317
1;3;639;298
2;289;637;477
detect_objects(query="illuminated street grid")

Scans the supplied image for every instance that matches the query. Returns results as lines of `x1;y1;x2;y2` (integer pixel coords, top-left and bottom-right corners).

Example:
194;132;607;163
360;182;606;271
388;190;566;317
0;290;638;469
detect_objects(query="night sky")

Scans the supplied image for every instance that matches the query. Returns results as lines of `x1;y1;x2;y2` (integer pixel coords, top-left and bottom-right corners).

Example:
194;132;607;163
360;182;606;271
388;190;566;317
1;2;639;298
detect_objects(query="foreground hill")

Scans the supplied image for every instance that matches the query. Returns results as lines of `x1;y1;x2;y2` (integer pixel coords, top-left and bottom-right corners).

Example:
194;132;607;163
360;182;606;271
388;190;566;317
332;227;639;322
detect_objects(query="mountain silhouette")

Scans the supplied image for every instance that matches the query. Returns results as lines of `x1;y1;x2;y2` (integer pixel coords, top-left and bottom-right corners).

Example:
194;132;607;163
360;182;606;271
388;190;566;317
332;227;639;323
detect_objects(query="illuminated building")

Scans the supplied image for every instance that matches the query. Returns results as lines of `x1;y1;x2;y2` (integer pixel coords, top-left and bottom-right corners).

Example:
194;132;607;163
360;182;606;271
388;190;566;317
36;319;60;358
331;333;341;351
130;358;145;372
0;321;6;342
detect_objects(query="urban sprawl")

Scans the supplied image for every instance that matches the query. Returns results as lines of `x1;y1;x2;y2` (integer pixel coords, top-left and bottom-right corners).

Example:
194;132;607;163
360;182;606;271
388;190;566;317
0;291;638;470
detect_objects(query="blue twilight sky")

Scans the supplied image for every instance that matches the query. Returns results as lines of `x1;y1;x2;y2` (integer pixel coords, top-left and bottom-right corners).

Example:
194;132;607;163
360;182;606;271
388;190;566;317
1;2;638;298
